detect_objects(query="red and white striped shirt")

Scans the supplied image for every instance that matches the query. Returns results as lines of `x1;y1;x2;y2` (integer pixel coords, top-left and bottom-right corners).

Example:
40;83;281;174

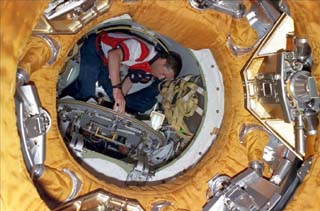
97;32;157;73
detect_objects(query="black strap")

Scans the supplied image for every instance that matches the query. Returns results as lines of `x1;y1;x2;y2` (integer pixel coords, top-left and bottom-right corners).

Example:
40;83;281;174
128;69;153;84
112;82;122;89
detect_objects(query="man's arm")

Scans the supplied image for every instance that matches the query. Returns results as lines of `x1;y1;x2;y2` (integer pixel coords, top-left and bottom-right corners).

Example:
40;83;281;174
121;76;133;96
108;48;125;113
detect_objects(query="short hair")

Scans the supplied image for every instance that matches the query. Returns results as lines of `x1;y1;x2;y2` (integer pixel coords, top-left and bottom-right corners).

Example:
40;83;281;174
160;51;182;78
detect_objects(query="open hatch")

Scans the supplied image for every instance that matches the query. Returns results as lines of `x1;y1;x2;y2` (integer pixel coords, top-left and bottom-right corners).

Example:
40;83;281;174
57;15;224;185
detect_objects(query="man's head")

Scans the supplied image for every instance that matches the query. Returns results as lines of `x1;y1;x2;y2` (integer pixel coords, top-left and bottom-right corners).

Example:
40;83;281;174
150;51;182;80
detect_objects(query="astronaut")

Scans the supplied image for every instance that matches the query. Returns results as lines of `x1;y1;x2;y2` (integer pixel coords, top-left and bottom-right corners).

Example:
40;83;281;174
60;31;182;114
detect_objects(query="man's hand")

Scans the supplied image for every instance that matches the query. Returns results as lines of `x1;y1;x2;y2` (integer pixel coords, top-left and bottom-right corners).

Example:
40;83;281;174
113;88;125;113
107;48;126;113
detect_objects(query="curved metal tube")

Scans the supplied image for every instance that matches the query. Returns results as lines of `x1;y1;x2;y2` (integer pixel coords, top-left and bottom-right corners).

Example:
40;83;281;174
227;0;281;56
151;201;173;211
238;123;271;144
227;34;260;56
36;34;60;65
189;0;246;18
63;168;82;201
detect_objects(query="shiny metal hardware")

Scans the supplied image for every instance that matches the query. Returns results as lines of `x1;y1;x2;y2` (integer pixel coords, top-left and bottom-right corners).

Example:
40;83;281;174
33;0;112;34
204;155;300;211
36;34;61;65
227;0;281;56
297;157;312;181
242;36;319;159
294;113;306;157
270;158;292;185
206;174;230;199
204;121;312;211
63;168;82;201
239;123;271;144
294;38;311;62
15;69;52;179
58;100;167;168
151;201;173;211
249;160;264;176
53;189;145;211
45;0;94;20
150;104;165;131
238;123;286;170
189;0;245;18
227;37;258;57
127;151;151;184
279;50;319;122
288;71;315;103
263;135;286;172
16;67;30;86
303;110;319;136
204;168;281;211
58;99;188;184
278;0;290;16
32;164;45;180
25;108;51;138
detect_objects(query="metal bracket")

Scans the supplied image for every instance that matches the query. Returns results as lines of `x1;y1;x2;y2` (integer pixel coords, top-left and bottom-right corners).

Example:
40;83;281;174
44;0;95;20
53;189;145;211
15;68;51;179
36;34;61;65
126;152;151;183
33;0;112;34
203;168;283;211
63;168;82;201
297;157;312;181
239;123;271;144
189;0;246;19
227;0;281;56
16;67;30;86
207;174;231;199
151;201;173;211
278;0;290;16
32;164;45;180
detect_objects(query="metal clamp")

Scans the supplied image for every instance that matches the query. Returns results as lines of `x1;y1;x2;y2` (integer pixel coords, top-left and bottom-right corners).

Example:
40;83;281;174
227;0;281;56
33;0;112;34
15;68;51;179
63;168;82;201
16;67;30;86
239;123;271;144
44;0;94;20
297;157;312;181
151;201;173;211
36;34;61;65
189;0;246;19
207;174;231;199
278;0;290;16
126;151;151;184
53;189;145;211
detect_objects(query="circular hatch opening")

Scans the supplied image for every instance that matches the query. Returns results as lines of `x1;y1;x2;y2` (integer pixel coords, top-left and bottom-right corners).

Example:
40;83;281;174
56;16;224;185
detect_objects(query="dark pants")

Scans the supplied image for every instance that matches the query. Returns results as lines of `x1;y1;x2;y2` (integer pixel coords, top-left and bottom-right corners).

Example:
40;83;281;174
61;34;160;113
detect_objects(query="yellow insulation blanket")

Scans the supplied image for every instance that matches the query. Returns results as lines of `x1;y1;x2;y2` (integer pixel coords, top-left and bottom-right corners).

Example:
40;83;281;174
1;0;320;210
